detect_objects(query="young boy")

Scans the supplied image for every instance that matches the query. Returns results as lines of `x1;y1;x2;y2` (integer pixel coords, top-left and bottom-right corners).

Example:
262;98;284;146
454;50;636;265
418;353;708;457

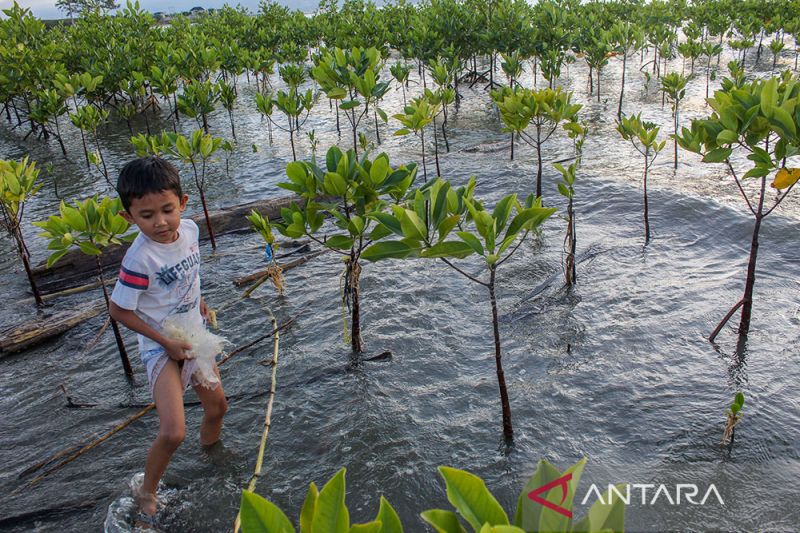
109;156;228;525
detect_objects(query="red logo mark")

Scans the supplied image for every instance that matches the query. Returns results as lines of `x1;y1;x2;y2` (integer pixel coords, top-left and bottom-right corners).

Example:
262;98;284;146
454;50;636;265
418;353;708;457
528;472;573;519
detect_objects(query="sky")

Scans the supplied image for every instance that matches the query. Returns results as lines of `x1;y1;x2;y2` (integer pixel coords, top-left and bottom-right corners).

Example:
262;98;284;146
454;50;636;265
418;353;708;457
0;0;323;20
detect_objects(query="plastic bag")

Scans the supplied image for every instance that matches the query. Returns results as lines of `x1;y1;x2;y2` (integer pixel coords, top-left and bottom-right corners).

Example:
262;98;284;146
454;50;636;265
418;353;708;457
162;314;227;389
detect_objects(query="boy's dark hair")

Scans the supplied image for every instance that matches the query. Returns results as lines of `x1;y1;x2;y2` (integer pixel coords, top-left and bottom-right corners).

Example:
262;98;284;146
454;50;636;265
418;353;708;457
117;156;183;210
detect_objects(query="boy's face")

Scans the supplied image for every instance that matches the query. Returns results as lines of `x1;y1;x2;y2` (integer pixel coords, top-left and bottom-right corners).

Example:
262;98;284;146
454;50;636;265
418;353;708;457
121;190;188;244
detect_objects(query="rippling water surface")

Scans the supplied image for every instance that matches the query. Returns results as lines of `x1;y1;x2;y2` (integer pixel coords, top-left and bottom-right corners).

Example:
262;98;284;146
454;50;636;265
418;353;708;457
1;47;799;532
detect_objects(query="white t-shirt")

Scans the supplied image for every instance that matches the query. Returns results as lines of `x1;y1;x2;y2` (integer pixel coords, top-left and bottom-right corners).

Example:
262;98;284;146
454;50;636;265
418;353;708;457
111;219;203;355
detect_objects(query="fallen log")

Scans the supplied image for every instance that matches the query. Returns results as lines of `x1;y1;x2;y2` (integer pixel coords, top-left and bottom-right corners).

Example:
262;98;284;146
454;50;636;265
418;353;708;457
0;302;106;355
32;195;303;294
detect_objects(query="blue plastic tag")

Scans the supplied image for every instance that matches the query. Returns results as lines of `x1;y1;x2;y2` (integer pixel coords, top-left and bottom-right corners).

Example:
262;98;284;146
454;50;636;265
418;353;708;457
264;244;274;262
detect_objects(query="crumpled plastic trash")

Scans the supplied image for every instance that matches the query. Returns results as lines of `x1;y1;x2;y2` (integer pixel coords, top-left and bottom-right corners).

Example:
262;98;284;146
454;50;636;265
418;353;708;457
162;315;227;389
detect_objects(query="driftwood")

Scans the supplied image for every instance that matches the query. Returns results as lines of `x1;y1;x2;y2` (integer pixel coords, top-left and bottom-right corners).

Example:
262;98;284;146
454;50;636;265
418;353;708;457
234;249;325;287
10;318;296;495
0;301;106;355
31;195;302;294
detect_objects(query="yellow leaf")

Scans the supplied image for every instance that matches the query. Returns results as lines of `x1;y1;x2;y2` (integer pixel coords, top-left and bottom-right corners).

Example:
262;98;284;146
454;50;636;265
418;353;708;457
772;167;800;189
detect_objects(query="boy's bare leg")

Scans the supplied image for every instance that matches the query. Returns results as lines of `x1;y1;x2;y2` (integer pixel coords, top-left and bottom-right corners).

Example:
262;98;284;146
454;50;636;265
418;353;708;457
193;365;228;446
140;360;186;515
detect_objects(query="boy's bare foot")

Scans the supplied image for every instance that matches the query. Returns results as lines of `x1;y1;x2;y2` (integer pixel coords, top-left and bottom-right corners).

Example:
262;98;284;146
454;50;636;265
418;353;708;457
130;473;158;527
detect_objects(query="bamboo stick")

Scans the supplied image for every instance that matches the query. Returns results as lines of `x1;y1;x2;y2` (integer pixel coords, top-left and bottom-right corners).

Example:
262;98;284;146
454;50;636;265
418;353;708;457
9;319;295;495
233;312;281;533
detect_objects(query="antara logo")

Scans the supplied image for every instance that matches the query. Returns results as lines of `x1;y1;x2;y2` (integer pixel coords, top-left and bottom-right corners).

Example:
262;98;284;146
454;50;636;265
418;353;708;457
580;483;725;506
527;474;725;516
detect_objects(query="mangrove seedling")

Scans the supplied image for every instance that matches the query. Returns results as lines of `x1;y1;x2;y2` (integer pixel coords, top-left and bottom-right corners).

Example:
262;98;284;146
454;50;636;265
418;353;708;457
492;86;582;199
239;468;403;533
611;21;645;119
659;72;688;169
770;39;785;71
722;391;745;446
34;196;137;378
702;42;724;99
390;61;411;106
177;80;219;134
311;47;391;157
363;178;556;440
245;209;284;296
218;80;238;141
424;458;626;532
0;157;44;305
677;73;800;344
254;88;315;161
393;96;440;182
271;146;417;354
616;113;666;243
554;121;587;285
69;105;111;186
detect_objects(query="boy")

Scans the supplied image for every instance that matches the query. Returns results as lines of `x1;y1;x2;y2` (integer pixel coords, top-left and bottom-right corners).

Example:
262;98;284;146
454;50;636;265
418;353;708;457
109;156;228;525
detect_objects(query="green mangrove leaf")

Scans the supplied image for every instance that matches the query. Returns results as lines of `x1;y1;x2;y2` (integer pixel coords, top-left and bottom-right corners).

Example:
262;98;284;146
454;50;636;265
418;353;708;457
299;482;318;533
438;466;509;531
311;468;349;533
239;491;296;533
376;497;403;533
420;509;467;533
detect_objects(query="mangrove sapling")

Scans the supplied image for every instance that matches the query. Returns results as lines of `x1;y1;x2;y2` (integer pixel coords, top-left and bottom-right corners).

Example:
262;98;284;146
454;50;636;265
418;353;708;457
390;61;411;106
363;178;556;440
245;210;284;296
69;105;110;183
616;113;666;243
218;81;238;141
722;392;745;446
491;86;582;199
583;31;613;102
254;88;315;161
149;64;179;131
428;57;458;154
239;468;404;533
611;21;645;120
177;80;219;134
554;121;587;286
423;458;626;532
311;47;391;157
270;146;418;354
393;96;440;182
677;39;703;77
0;157;44;306
770;39;785;71
169;130;223;249
677;73;800;343
659;72;688;169
33;196;138;378
29;89;69;157
702;42;724;99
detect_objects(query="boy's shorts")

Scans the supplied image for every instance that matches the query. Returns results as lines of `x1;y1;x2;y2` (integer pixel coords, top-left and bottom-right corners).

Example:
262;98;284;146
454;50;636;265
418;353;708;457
141;348;219;399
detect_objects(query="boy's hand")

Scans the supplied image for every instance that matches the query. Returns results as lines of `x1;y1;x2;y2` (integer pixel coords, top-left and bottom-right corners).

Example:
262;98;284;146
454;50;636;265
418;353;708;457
164;338;193;361
200;298;210;320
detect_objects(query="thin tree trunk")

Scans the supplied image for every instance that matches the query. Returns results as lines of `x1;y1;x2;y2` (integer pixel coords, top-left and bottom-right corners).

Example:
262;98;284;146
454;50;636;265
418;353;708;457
618;53;627;119
349;255;363;354
535;125;543;199
488;267;513;441
643;155;650;243
229;109;236;141
374;108;381;145
97;257;133;379
420;128;427;183
565;197;576;285
433;115;440;177
15;231;43;306
198;188;217;249
737;177;766;337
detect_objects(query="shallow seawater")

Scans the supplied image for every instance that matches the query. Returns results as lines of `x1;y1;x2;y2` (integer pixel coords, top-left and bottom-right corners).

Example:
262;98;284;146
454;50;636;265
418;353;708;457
1;45;799;532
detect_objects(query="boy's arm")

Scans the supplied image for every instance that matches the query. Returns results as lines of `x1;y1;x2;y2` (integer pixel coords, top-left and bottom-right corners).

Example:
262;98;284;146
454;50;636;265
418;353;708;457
109;301;192;361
